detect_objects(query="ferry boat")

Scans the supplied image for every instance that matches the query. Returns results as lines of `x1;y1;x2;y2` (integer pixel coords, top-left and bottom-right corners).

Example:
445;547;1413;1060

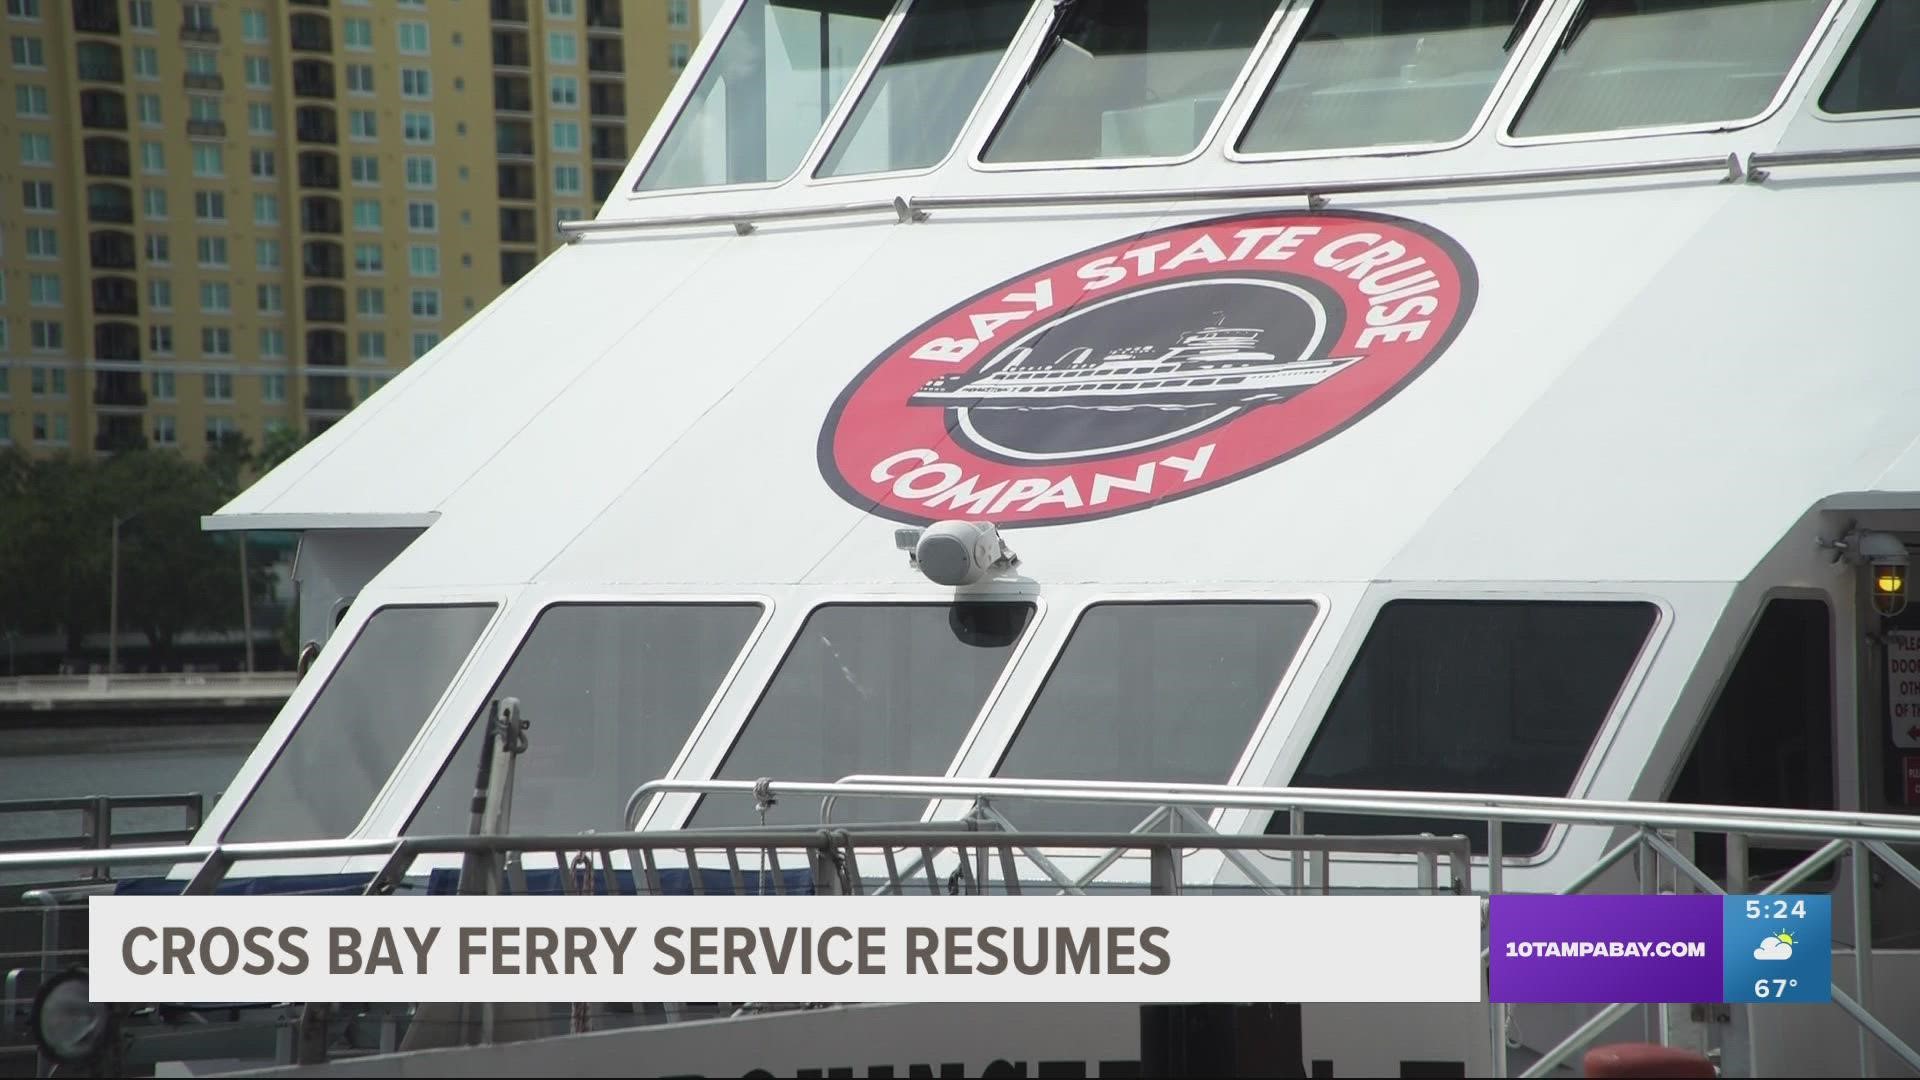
8;0;1920;1076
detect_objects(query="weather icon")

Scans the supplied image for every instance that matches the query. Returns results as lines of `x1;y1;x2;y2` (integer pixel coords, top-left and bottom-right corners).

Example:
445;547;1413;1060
1755;931;1796;961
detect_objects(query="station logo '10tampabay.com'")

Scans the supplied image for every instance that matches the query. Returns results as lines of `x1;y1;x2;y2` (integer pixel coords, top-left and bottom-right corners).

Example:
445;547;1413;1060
818;210;1477;528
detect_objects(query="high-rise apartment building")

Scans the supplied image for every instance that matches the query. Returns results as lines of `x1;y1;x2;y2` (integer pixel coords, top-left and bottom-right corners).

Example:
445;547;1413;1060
0;0;699;454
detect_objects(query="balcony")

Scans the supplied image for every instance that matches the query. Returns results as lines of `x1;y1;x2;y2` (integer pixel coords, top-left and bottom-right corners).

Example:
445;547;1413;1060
89;230;137;269
586;0;622;29
94;374;149;410
74;0;122;35
490;0;528;22
186;118;226;138
298;150;341;190
305;285;347;323
179;24;219;44
96;321;142;361
492;30;530;68
499;207;536;244
493;74;532;113
495;119;533;157
86;181;134;222
301;195;343;234
96;416;150;452
183;70;223;91
497;163;535;201
305;387;354;414
501;250;538;286
593;167;621;201
76;42;124;82
293;60;336;99
92;277;140;317
290;13;332;52
589;81;624;117
590;123;626;162
305;330;348;366
81;90;128;130
296;106;338;145
288;0;330;6
84;137;132;177
587;38;622;74
302;241;345;280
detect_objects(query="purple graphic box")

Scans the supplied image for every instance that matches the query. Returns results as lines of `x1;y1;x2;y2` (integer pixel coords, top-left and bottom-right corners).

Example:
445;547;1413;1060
1490;895;1723;1004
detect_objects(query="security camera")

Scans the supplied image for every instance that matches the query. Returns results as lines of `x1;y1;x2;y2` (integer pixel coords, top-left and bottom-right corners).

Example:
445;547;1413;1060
894;521;1019;587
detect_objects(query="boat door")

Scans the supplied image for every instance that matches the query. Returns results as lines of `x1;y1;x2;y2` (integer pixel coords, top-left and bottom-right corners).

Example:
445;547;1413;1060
1854;532;1920;946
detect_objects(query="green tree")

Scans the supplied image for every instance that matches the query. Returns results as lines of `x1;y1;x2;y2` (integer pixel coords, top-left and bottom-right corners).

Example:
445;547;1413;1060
111;450;267;663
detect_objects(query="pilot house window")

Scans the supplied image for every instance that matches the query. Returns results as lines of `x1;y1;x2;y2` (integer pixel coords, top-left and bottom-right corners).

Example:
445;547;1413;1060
1819;0;1920;115
981;0;1282;164
1509;0;1832;138
635;0;892;192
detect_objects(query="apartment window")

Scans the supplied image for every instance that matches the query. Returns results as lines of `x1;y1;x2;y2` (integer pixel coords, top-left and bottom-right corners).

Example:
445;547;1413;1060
355;287;385;316
141;141;164;172
555;207;586;223
411;331;440;359
4;0;38;19
201;329;232;359
152;415;176;446
138;93;161;126
182;3;214;32
15;84;48;116
357;330;387;361
255;238;281;270
205;416;237;445
25;227;56;257
250;148;276;179
149;324;173;354
262;372;287;402
408;244;439;277
147;279;172;310
29;320;62;351
194;189;226;221
131;44;158;78
27;274;59;306
343;16;372;49
259;328;286;359
349;109;377;139
548;0;575;16
128;0;153;31
410;288;440;318
550;76;578;108
354;244;384;273
670;41;690;72
151;370;175;401
18;132;51;166
144;233;169;263
29;367;48;395
244;56;270;89
242;9;267;43
668;0;690;28
0;413;9;445
197;235;228;267
404;156;435;188
199;281;231;313
552;121;580;153
548;31;576;64
192;144;224;178
353;198;382;230
351;155;380;183
10;35;44;68
401;68;431;99
22;179;54;210
406;200;437;231
398;20;428;54
257;283;283;314
143;187;167;217
254;192;280;225
345;63;374;94
403;112;434;143
189;97;220;124
248;102;273;134
553;164;582;194
33;413;70;445
184;49;217;77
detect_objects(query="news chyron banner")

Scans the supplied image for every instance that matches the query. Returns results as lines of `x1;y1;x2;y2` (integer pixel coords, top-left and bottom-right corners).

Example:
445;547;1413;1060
89;896;1483;1004
1490;894;1832;1004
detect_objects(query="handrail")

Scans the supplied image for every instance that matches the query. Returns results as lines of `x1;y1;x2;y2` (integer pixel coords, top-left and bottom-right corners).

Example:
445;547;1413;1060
559;155;1741;243
1746;143;1920;182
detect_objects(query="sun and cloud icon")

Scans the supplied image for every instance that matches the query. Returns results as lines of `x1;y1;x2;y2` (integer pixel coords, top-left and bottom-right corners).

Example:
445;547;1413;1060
1755;930;1797;961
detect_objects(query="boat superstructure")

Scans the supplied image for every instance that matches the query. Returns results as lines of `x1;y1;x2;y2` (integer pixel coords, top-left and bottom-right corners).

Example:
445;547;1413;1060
7;0;1920;1075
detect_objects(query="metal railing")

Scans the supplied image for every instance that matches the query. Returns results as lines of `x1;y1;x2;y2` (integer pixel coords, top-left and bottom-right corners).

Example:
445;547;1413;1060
0;671;296;701
0;794;203;861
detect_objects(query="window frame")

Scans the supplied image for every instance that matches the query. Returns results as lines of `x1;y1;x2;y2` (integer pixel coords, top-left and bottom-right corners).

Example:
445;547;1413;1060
1222;0;1558;165
968;0;1293;175
1496;0;1849;148
624;0;909;201
1811;0;1920;125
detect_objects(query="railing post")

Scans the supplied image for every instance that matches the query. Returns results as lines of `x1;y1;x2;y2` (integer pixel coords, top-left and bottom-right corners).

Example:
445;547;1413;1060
1487;817;1504;896
1853;840;1876;1078
1288;808;1304;896
1726;832;1749;896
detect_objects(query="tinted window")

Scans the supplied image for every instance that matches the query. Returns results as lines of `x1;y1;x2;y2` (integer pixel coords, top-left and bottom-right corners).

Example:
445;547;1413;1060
225;605;496;842
691;603;1033;826
1283;600;1658;855
1240;1;1529;155
1511;0;1829;138
817;0;1029;177
1820;0;1920;114
636;0;892;191
992;602;1318;833
406;604;764;836
982;0;1281;163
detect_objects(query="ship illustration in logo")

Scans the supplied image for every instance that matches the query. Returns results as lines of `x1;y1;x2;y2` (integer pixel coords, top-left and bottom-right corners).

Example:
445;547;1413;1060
909;314;1362;413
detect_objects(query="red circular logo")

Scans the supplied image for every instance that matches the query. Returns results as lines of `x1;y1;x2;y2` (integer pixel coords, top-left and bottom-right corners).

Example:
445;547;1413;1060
820;210;1477;527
